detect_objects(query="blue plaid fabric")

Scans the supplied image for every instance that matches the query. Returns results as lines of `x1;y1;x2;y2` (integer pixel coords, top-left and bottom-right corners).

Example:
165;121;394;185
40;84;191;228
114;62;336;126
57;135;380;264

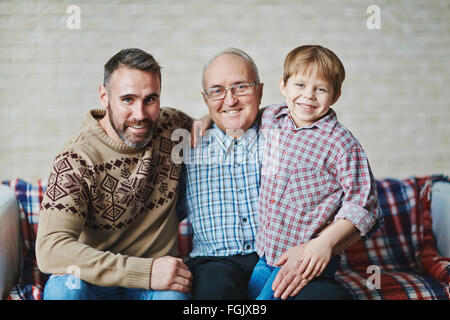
177;122;264;258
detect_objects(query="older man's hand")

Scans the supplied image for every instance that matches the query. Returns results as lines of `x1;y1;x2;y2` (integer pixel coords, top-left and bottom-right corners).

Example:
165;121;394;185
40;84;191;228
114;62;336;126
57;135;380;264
191;114;212;147
272;237;333;299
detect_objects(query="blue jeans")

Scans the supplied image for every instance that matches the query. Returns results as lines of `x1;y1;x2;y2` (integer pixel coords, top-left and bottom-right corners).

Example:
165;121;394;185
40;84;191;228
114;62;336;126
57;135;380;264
248;255;349;300
44;274;191;300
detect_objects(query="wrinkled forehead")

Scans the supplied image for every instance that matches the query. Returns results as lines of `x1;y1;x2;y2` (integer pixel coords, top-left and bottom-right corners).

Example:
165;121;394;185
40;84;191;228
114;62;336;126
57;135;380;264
202;53;256;89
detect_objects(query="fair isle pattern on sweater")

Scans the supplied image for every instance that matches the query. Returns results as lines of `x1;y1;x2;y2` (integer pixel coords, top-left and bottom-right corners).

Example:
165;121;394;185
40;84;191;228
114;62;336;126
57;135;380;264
40;108;191;231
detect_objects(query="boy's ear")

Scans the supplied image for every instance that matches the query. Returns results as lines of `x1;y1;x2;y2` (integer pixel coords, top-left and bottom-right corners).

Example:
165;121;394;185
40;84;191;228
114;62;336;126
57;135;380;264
332;89;341;105
278;77;287;97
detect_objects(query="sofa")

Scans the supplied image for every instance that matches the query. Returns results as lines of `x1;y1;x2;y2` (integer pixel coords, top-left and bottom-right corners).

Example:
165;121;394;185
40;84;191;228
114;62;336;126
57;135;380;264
0;176;449;300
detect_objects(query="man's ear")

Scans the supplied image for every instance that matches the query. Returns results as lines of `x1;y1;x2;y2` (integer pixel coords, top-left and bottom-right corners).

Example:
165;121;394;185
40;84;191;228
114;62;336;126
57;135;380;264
201;91;215;117
201;91;208;106
257;82;264;104
99;84;109;109
278;77;287;97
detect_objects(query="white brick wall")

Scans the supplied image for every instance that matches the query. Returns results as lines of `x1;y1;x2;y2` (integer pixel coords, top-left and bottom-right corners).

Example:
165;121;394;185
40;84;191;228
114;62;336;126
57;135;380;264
1;0;449;181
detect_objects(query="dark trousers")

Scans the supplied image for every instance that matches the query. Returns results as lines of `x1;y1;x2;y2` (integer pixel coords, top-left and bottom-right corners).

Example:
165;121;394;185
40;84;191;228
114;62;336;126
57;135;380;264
186;253;259;300
291;256;352;300
291;278;352;300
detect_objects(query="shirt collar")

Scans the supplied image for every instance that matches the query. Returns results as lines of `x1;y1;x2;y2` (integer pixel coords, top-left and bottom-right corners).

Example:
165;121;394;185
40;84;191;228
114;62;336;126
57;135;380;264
209;121;260;155
274;104;337;134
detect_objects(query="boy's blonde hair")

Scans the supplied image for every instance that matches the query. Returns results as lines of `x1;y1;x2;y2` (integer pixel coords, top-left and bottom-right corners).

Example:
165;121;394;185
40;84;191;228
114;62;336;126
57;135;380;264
283;45;345;99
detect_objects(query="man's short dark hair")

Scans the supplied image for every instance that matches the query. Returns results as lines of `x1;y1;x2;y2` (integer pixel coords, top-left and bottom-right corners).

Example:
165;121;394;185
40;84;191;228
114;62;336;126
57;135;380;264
104;48;161;89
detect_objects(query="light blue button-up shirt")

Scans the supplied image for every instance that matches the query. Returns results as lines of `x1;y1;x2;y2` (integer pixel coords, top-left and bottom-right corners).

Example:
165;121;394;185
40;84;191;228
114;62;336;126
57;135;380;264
177;122;264;258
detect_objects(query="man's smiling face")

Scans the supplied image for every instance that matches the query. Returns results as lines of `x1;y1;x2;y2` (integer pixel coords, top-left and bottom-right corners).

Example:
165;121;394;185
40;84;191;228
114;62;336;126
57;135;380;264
100;66;161;148
202;53;262;136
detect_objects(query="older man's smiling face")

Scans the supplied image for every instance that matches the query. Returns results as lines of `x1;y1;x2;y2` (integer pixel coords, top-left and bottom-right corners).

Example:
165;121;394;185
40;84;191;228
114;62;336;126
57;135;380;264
202;53;263;136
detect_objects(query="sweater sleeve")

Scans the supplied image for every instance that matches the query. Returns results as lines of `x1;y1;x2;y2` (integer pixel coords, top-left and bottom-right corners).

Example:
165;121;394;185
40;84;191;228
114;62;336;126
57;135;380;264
35;151;153;290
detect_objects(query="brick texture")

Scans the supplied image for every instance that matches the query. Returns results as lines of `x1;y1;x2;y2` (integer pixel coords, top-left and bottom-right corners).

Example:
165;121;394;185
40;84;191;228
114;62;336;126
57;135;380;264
1;0;449;181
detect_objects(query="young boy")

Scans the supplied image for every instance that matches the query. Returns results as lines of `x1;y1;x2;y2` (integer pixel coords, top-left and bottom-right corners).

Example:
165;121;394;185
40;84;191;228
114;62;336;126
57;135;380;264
248;45;383;300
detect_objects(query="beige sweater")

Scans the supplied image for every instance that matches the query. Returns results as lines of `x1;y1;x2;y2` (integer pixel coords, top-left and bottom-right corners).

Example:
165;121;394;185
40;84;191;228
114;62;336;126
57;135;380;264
36;108;192;290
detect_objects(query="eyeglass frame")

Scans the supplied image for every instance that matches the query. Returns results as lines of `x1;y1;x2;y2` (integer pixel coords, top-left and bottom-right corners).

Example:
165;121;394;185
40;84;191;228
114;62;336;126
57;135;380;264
203;82;260;101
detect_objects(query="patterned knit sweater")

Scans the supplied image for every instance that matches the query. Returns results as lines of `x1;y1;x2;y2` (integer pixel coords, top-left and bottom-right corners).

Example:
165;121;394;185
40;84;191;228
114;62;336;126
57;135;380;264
36;108;192;290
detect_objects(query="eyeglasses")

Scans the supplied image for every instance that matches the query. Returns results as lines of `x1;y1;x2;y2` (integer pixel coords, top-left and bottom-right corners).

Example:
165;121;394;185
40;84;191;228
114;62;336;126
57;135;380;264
204;82;259;100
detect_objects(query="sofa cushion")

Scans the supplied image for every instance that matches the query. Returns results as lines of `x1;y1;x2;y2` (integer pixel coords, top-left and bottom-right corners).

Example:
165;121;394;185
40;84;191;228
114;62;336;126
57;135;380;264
0;184;21;299
417;180;449;283
2;179;48;300
431;181;450;257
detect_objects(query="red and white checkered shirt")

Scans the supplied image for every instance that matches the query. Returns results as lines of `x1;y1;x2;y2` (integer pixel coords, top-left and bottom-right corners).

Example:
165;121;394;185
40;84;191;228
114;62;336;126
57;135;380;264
256;104;383;266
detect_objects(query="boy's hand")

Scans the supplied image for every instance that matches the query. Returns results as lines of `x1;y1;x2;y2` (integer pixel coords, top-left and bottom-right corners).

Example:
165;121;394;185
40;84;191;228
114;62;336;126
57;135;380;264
296;236;333;280
272;237;333;299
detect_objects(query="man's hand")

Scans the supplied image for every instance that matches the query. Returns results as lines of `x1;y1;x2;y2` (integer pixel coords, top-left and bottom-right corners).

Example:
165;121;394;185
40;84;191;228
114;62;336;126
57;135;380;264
272;237;333;299
271;244;309;300
150;256;193;293
191;114;212;147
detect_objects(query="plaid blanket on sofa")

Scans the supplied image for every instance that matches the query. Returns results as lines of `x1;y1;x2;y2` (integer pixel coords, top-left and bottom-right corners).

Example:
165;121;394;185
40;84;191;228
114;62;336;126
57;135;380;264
335;176;450;299
2;176;449;300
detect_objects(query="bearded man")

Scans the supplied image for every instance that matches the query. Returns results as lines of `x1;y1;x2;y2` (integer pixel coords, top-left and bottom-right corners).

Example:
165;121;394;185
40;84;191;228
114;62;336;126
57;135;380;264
36;48;193;300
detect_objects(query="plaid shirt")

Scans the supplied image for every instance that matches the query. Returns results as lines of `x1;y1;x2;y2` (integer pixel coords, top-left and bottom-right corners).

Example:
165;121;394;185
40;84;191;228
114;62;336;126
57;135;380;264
177;122;264;258
257;104;383;266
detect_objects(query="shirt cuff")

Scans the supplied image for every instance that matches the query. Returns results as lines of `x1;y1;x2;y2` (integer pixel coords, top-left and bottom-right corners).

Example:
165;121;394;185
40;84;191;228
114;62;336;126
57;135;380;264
334;203;375;236
125;256;153;290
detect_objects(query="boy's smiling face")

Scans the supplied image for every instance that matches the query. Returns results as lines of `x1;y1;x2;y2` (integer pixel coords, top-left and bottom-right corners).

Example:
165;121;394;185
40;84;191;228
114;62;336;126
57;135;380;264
280;65;340;128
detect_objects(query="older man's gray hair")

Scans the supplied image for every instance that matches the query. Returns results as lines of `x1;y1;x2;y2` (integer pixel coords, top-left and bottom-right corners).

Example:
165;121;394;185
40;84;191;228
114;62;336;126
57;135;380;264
202;48;260;90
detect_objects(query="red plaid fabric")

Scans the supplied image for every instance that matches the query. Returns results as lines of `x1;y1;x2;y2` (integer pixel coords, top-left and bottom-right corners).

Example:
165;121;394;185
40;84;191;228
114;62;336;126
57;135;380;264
417;180;450;283
335;176;450;300
256;104;382;266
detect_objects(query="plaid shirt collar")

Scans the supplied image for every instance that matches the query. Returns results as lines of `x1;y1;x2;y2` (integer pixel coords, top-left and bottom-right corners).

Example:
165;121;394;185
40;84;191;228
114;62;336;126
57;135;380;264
207;121;260;155
274;104;337;134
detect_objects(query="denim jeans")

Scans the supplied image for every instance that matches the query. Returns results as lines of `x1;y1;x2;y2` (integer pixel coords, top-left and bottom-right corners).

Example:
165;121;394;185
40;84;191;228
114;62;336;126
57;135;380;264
43;274;191;300
248;255;347;300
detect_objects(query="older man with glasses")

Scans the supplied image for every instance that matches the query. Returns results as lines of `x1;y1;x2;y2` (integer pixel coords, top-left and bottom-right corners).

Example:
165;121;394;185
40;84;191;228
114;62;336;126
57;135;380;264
177;48;264;299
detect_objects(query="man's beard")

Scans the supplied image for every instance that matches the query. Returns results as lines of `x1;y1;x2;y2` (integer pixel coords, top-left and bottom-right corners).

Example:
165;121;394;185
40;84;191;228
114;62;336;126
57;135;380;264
108;107;155;149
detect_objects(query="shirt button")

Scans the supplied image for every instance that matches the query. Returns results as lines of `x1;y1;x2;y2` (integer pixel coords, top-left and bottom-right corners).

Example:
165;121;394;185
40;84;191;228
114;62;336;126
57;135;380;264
242;217;248;223
239;189;244;194
270;199;275;204
275;174;280;179
245;244;251;250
